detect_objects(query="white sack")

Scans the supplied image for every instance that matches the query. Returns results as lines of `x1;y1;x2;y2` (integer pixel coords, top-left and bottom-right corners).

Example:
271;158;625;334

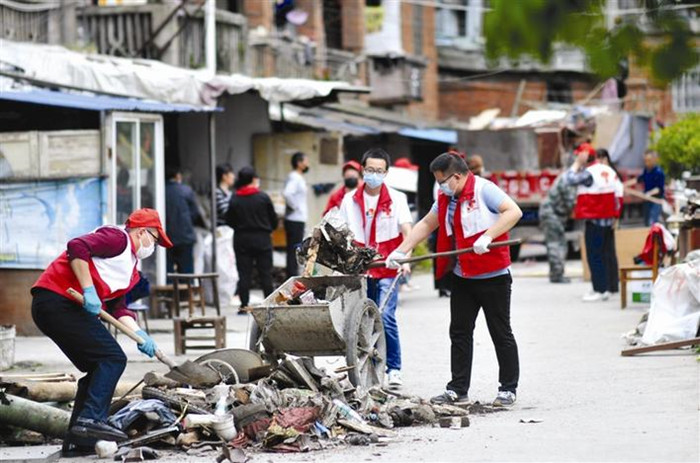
641;261;700;345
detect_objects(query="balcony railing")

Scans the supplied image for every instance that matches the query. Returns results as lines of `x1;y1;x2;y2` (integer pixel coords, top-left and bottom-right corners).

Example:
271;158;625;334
77;4;247;74
0;0;59;43
249;35;361;83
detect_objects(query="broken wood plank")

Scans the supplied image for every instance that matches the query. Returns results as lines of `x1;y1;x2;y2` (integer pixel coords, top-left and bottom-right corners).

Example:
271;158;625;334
337;418;397;438
282;359;319;392
1;380;143;403
0;393;70;438
621;337;700;357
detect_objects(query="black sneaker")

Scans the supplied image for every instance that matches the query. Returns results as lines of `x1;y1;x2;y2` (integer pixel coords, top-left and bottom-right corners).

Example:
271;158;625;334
70;418;127;442
550;276;571;283
61;441;95;458
430;390;470;405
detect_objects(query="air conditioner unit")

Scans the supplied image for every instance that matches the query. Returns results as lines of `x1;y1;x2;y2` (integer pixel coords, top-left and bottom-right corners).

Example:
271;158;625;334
368;54;426;105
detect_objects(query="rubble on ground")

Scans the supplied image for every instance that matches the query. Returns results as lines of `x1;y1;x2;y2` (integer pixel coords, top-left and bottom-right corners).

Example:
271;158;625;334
0;356;509;459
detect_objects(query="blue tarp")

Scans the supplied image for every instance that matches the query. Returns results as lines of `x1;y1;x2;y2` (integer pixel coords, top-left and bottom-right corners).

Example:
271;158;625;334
0;88;219;113
398;128;457;144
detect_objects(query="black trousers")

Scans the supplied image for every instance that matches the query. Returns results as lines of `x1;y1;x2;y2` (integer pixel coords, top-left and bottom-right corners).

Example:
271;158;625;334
166;243;194;275
234;244;273;307
31;288;127;433
284;220;305;278
447;273;519;396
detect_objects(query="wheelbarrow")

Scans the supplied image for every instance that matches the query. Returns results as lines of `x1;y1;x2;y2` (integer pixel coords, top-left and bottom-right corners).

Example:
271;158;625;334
249;275;386;389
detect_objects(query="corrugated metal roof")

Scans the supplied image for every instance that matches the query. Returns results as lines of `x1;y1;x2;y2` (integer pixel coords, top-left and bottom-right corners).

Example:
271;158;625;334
0;88;219;113
398;128;457;144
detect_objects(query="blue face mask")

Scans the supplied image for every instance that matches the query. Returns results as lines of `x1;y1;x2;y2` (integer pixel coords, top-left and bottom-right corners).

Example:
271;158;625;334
439;182;455;197
363;173;384;189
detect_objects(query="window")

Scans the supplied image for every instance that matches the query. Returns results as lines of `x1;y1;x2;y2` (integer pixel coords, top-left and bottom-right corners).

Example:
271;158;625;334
435;0;483;47
413;4;423;55
672;68;700;113
547;79;572;104
323;0;343;50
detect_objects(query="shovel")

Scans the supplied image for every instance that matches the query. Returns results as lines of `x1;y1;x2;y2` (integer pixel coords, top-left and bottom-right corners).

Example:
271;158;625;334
66;288;220;387
367;238;522;270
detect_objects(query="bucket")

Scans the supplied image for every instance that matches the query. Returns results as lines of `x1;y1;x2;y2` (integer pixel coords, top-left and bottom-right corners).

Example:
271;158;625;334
0;325;16;371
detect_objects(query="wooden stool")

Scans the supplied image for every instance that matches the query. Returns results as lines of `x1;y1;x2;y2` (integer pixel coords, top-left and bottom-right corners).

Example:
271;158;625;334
173;316;226;355
150;285;176;318
167;273;221;318
127;300;150;333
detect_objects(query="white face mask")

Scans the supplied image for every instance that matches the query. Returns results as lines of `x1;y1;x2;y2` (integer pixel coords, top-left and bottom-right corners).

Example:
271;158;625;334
136;233;156;259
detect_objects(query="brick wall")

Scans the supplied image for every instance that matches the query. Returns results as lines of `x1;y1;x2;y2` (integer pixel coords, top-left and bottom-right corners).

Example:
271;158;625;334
244;0;273;30
400;2;439;121
341;0;364;52
439;79;550;122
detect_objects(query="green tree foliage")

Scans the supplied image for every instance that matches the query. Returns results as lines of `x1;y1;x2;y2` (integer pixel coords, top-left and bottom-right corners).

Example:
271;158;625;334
484;0;699;84
652;114;700;177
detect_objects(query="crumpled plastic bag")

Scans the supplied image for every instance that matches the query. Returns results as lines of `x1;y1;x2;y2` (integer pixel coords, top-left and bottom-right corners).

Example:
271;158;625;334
108;399;178;432
641;261;700;345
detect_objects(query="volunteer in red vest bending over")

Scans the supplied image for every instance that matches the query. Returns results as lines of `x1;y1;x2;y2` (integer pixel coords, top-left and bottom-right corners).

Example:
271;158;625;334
31;208;173;455
386;152;522;407
338;148;412;390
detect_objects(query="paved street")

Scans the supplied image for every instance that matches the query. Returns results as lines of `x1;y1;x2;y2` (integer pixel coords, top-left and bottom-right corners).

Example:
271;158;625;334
9;261;699;462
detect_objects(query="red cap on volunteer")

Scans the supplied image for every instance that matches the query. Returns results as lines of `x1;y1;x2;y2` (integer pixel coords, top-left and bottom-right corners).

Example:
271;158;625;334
125;208;174;248
342;160;361;173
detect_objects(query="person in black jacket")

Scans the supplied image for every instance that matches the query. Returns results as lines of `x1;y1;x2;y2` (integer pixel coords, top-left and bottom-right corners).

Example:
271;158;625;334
165;167;204;275
225;167;277;313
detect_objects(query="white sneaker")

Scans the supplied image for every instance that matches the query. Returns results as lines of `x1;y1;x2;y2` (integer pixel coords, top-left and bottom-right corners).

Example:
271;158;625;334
387;370;403;388
582;291;607;302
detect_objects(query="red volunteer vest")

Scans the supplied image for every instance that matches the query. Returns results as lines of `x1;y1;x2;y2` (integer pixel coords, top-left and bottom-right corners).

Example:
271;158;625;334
435;173;511;280
323;186;349;216
352;184;404;279
573;162;621;219
33;227;140;305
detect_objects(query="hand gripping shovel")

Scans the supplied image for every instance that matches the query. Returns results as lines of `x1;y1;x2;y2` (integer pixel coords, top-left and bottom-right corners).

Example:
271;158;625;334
67;288;220;387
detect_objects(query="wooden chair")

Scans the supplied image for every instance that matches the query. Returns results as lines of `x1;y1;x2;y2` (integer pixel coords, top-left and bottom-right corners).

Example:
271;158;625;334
619;236;661;309
168;273;225;354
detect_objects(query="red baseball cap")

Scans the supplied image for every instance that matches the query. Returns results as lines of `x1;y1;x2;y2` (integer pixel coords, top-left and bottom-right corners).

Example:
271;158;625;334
125;208;174;248
342;160;361;173
574;142;596;157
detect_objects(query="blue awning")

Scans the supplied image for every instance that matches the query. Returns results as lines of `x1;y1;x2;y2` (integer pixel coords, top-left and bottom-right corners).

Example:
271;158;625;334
0;88;220;113
398;128;457;144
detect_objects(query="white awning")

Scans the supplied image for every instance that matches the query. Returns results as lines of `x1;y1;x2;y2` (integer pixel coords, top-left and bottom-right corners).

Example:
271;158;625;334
0;39;368;107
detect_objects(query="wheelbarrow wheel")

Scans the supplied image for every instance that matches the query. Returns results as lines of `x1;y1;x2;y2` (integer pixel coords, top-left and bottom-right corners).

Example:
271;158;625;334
345;298;386;389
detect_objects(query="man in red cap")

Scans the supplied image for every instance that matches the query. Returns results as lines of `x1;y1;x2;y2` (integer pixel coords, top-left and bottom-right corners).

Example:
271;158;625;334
565;142;623;302
323;160;362;216
31;208;173;456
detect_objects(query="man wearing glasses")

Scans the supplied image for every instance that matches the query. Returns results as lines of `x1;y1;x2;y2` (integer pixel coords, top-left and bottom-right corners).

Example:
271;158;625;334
385;152;522;408
31;209;172;456
338;148;412;389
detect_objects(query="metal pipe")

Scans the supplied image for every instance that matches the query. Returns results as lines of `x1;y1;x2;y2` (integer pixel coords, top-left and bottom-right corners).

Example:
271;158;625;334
205;0;216;75
208;112;218;276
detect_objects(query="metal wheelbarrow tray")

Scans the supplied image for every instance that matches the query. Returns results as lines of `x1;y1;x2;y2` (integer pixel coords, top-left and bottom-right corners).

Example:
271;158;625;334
250;275;386;389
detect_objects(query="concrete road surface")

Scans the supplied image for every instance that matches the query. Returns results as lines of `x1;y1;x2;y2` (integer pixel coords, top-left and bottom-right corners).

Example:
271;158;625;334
8;263;699;462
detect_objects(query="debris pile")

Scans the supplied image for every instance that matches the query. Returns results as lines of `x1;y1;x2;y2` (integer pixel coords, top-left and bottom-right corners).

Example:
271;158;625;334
1;356;507;459
296;218;378;275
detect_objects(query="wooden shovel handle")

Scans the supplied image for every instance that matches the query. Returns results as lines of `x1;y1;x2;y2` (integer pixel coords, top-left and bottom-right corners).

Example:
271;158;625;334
67;288;178;368
67;287;144;344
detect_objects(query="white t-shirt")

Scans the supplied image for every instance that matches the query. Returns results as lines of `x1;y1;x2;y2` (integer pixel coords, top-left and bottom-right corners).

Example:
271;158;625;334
362;190;412;243
363;192;380;242
283;171;308;222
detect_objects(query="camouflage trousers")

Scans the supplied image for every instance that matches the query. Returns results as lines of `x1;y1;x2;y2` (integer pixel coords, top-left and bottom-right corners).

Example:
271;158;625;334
539;212;567;280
